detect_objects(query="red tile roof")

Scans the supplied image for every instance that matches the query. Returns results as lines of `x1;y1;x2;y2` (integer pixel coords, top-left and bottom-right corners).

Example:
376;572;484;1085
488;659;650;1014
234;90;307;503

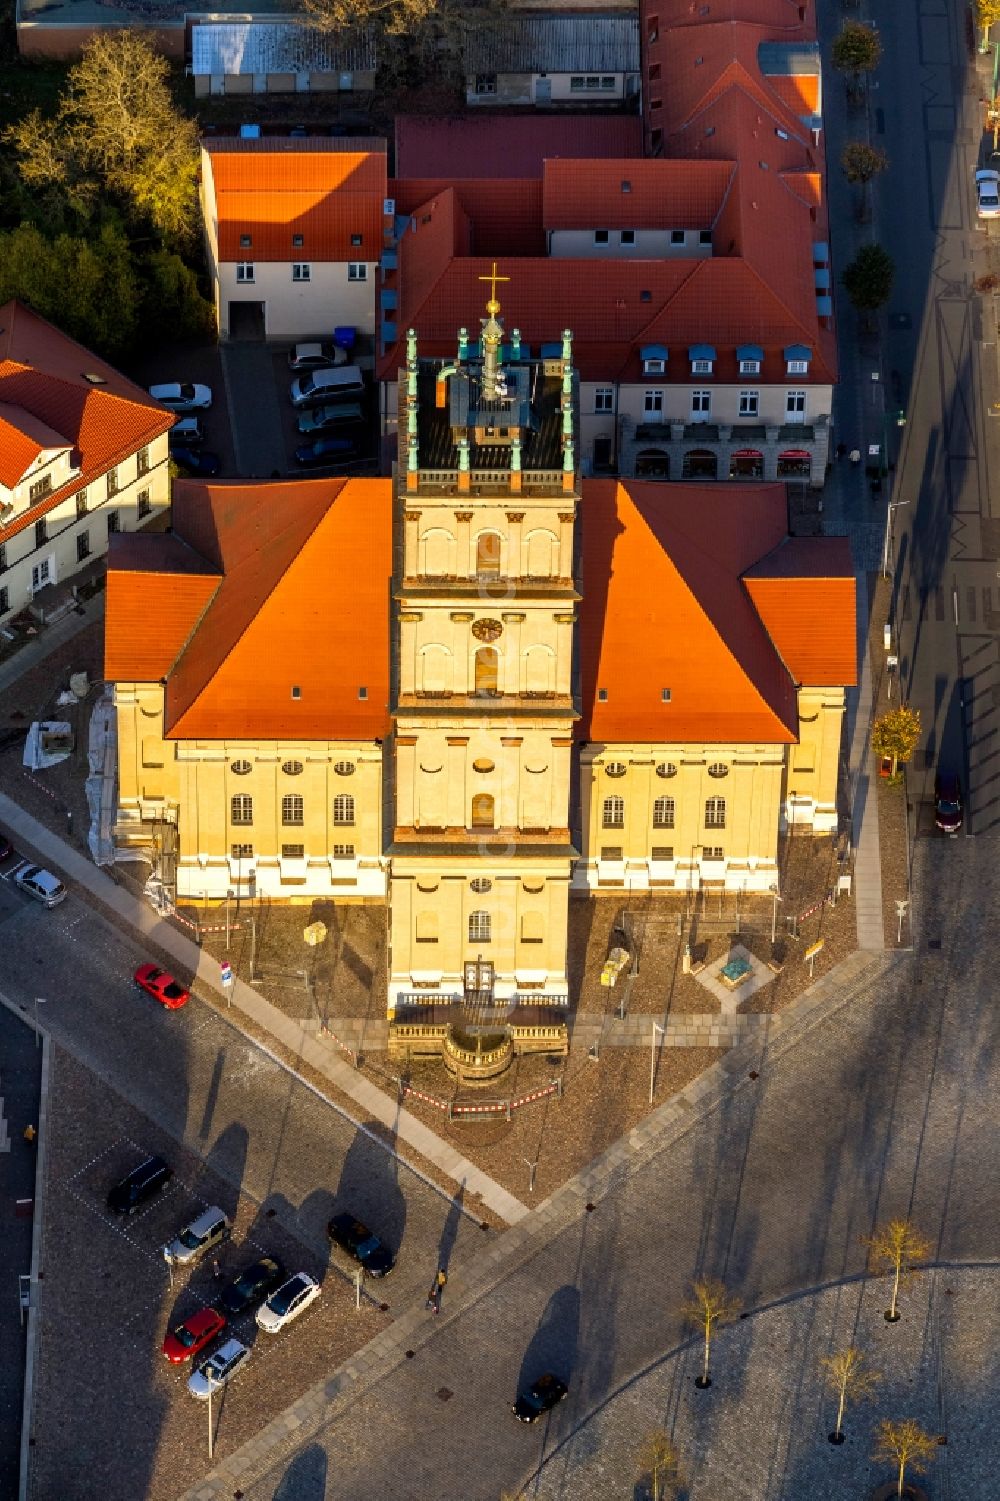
394;114;644;179
0;403;67;488
104;478;392;742
393;179;545;257
204;144;388;262
542;158;735;231
743;536;857;685
0;301;173;544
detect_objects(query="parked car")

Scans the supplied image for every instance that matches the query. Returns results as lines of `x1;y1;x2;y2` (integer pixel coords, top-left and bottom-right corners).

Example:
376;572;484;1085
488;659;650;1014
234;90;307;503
12;861;66;908
976;168;1000;219
296;402;364;435
186;1338;250;1399
255;1272;320;1333
219;1256;285;1317
289;365;365;408
169;417;205;445
149;382;213;412
163;1206;231;1267
171;446;221;477
934;770;963;834
287;341;348;371
327;1213;395;1277
293;436;359;468
512;1372;568;1423
162;1307;226;1363
107;1155;173;1216
134;962;190;1010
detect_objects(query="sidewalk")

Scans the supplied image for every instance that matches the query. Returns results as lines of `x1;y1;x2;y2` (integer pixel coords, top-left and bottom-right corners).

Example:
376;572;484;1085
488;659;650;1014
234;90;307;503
0;791;528;1227
0;592;105;698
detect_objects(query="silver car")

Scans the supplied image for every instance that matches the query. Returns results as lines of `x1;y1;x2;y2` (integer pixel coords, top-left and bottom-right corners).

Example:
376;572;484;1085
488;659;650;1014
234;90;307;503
12;861;66;908
163;1205;230;1267
255;1272;320;1333
149;382;213;412
976;168;1000;219
187;1338;249;1400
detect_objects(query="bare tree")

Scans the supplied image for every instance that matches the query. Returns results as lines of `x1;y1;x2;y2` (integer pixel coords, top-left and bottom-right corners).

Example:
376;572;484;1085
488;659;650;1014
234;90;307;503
841;142;888;223
635;1428;683;1501
872;1418;938;1498
821;1346;881;1444
863;1218;931;1322
681;1277;742;1388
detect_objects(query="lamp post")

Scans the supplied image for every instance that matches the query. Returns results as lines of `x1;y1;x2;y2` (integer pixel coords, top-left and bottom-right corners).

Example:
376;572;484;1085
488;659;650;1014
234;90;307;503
521;1156;538;1194
895;900;909;946
768;884;782;945
881;498;910;579
206;1365;215;1460
649;1021;665;1105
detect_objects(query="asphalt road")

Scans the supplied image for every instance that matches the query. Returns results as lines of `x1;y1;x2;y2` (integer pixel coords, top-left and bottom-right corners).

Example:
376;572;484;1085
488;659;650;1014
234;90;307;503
0;1004;41;1499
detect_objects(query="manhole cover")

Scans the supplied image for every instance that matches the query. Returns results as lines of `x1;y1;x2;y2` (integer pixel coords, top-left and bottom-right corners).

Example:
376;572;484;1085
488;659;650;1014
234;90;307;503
437;1387;454;1402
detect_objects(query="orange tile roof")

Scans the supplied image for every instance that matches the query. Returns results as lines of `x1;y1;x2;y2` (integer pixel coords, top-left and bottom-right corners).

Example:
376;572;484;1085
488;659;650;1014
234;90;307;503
0;301;173;544
541;158;735;231
743;537;857;685
204;145;387;262
105;478;393;742
0;403;65;488
579;480;800;743
104;534;220;682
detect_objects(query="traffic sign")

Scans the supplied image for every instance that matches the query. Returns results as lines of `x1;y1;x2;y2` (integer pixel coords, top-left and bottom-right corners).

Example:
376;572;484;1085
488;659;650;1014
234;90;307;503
220;961;233;986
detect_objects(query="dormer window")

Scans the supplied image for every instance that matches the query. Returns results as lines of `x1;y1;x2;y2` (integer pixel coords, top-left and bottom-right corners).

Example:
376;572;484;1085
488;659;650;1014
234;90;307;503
641;344;668;376
691;358;713;375
740;359;761;375
240;234;252;248
784;344;812;377
737;345;764;377
688;344;716;376
644;358;665;375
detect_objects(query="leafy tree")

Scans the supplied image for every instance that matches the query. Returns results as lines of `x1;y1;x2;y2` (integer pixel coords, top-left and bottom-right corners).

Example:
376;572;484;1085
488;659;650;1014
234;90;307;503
635;1428;683;1501
841;142;887;223
831;21;882;94
821;1346;881;1443
842;243;894;318
871;706;921;780
140;249;216;343
681;1277;741;1388
973;0;1000;51
872;1418;938;1498
863;1217;931;1321
0;222;140;358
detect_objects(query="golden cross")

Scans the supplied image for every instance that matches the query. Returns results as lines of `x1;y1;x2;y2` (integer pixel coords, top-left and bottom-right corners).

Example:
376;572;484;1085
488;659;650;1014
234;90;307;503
478;261;510;312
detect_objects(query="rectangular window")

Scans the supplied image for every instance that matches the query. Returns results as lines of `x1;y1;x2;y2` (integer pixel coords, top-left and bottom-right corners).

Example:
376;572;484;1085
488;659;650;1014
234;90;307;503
648;62;661;81
34;518;47;547
281;843;305;859
236;262;254;283
699;230;713;245
348;262;367;282
107;467;119;499
652;797;675;828
787;359;809;375
333;794;355;826
593;229;610;245
691;359;713;375
76;531;90;563
137;446;150;477
600;846;623;861
231;843;254;860
282;794;304;826
76;489;88;518
29;474;52;504
475;73;497;94
651;846;674;861
0;586;8;615
739;359;761;376
350;233;363;246
570;76;585;91
107;510;120;536
691;390;711;416
292;263;311;282
601;76;614;89
136;489;151;520
643;358;666;376
239;234;252;249
333;843;355;858
292;233;304;248
670;229;685;245
703;846;724;861
231;795;253;825
620;229;636;246
595;388;613;413
786;390;806;419
738;390;760;417
644;390;664;415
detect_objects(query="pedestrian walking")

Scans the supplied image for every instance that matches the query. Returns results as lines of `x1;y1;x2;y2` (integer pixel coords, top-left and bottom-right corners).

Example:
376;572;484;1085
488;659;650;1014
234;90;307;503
426;1282;439;1314
212;1258;221;1279
849;448;862;466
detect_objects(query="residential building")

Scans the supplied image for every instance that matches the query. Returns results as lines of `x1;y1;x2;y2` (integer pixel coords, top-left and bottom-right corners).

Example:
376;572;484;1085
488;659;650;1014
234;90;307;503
200;137;387;342
464;14;641;108
190;22;375;98
0;301;172;622
105;292;855;1011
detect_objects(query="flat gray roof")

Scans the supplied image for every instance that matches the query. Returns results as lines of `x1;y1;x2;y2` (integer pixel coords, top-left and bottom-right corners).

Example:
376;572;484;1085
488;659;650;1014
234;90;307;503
466;15;640;75
192;21;375;75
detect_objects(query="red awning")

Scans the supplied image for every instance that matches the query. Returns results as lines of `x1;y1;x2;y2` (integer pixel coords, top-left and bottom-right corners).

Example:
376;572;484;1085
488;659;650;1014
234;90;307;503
732;448;763;457
779;449;811;459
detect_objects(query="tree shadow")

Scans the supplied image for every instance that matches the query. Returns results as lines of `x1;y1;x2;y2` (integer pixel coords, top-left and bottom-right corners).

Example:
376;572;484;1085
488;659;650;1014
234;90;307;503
271;1444;329;1501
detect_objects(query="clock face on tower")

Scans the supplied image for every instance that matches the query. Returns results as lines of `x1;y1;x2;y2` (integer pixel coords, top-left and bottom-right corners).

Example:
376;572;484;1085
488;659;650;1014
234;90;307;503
471;618;503;643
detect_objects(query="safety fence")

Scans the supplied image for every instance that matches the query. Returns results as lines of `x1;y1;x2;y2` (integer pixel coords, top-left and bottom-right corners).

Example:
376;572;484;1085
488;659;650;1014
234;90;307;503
392;1075;563;1122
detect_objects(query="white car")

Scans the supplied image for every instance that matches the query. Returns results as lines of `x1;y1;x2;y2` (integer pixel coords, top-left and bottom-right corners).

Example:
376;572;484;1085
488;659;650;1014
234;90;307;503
149;382;213;412
255;1272;320;1333
12;861;66;908
186;1339;250;1400
287;341;347;371
976;168;1000;219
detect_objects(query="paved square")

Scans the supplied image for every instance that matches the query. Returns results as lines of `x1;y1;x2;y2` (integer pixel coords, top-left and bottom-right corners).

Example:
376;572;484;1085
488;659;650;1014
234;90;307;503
691;942;776;1013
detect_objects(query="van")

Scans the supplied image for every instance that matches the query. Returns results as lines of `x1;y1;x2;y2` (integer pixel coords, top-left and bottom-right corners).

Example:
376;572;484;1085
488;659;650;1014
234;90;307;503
296;402;365;435
290;365;365;408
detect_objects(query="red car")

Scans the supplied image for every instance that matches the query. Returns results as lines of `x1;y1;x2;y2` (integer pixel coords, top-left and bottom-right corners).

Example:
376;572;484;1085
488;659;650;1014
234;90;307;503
134;962;190;1010
162;1307;226;1364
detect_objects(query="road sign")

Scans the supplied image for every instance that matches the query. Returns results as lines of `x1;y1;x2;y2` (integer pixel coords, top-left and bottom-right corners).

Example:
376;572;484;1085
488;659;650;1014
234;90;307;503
804;940;825;961
220;961;233;986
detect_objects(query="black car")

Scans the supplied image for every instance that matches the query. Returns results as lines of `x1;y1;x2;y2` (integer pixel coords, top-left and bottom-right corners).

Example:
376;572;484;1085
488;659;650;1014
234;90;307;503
327;1213;395;1277
107;1155;173;1215
934;771;963;834
219;1256;285;1316
293;436;359;468
171;446;221;477
512;1372;568;1423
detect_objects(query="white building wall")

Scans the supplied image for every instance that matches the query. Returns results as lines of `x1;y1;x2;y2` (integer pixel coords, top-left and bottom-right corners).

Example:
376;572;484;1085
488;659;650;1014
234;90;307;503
217;261;377;341
548;229;711;258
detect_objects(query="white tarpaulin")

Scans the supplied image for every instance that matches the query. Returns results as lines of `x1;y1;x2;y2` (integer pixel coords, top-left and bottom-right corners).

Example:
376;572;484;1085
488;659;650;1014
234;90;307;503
23;721;73;769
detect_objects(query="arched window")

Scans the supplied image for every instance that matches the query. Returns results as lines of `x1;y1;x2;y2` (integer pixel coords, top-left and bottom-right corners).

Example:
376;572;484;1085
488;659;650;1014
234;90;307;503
520;911;544;943
471;793;495;828
333;794;355;826
415;911;438;943
281;760;304;776
475;531;501;576
708;762;729;778
231;759;252;776
523;645;553;695
469;910;491;943
705;797;726;829
525;529;555;577
282;794;304;826
653;796;675;828
655;762;677;779
602;795;625;828
422;528;455;577
231;794;253;825
420;644;451;695
474;646;499;695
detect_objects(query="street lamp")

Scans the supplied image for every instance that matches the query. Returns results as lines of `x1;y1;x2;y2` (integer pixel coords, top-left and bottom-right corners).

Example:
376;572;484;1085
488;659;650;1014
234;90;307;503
206;1365;216;1461
881;498;910;579
649;1021;665;1105
768;885;782;946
